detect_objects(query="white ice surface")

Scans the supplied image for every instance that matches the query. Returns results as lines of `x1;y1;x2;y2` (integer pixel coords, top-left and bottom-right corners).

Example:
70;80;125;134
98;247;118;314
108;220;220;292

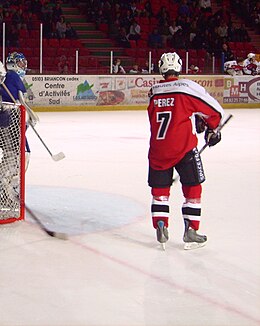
0;109;260;326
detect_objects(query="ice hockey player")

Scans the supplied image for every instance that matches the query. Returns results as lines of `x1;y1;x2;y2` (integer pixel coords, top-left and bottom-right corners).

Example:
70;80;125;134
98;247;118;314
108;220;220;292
242;53;259;75
147;52;224;250
224;60;244;76
0;52;38;170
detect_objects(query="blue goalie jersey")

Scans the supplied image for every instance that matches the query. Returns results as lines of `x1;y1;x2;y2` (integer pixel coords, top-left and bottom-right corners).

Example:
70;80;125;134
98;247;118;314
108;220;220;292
1;70;26;102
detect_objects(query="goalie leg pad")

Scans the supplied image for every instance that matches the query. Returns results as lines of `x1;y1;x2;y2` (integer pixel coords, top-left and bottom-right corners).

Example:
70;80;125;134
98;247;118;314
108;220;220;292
175;148;205;186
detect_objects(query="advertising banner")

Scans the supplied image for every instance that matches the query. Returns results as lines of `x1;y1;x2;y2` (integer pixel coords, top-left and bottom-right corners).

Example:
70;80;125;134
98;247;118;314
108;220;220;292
23;75;259;109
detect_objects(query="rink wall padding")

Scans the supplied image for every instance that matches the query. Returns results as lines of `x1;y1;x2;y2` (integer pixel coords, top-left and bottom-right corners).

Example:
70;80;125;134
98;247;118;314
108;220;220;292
24;75;260;111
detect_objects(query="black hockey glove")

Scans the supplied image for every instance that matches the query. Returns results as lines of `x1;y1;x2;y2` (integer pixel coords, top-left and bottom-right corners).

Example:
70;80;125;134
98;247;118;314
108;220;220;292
204;128;221;147
195;115;207;133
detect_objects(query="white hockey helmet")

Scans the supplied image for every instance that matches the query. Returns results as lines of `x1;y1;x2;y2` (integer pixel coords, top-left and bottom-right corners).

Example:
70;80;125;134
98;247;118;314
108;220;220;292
0;60;6;83
247;53;256;59
6;52;27;78
158;52;182;77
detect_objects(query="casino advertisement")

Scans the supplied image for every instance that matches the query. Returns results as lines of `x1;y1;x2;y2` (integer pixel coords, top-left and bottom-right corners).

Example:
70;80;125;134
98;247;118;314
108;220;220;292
23;75;260;109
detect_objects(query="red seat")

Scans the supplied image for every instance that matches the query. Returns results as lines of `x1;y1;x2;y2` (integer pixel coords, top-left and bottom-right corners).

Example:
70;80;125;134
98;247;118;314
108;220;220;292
43;47;57;57
49;38;60;47
228;42;236;50
178;49;187;60
20;47;34;57
19;39;29;48
136;48;149;58
137;39;148;48
129;40;137;48
70;39;83;49
197;49;207;58
60;38;71;47
125;48;137;57
188;49;197;57
198;57;205;68
99;23;109;33
235;42;245;50
43;57;55;67
30;30;40;39
19;29;29;38
28;57;39;69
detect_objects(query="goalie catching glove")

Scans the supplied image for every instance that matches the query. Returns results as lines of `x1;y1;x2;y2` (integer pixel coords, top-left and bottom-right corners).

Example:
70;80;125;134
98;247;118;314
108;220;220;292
204;128;221;147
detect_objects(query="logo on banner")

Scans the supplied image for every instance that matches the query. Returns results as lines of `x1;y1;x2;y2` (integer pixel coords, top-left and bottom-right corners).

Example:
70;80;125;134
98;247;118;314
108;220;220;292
74;80;97;100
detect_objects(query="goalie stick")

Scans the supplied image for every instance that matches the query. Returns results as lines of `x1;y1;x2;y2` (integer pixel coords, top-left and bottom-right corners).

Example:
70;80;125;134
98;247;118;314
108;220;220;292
1;82;65;162
28;123;65;161
26;206;68;240
173;114;233;182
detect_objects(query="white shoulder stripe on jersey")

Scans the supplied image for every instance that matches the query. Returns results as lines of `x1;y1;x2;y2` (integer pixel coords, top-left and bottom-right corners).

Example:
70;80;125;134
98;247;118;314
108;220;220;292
151;79;224;117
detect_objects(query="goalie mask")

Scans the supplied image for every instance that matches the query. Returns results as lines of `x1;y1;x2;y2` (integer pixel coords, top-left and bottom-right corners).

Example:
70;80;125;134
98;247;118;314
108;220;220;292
6;52;27;78
158;52;182;77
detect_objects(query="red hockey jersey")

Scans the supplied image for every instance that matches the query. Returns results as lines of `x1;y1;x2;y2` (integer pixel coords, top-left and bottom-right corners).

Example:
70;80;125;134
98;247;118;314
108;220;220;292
148;77;224;170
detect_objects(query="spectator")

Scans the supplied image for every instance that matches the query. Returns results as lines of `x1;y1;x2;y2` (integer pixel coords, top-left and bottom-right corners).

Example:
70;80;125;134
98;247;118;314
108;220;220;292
171;29;186;49
199;0;212;13
65;22;77;39
178;0;191;17
23;11;34;32
116;27;131;48
128;19;141;41
95;9;107;29
6;24;19;47
148;27;163;48
12;8;25;30
52;3;63;24
58;55;70;74
237;23;251;42
56;16;67;39
243;53;259;75
188;64;201;74
214;5;231;25
222;43;235;62
158;21;171;47
120;9;133;32
129;63;140;73
112;58;126;74
224;60;244;76
217;20;229;42
156;6;170;25
141;60;154;73
168;20;182;44
227;23;240;42
129;1;139;18
143;0;153;18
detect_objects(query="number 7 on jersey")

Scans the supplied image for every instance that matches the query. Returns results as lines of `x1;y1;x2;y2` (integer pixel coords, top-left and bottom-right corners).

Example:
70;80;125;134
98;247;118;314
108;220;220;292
156;111;172;139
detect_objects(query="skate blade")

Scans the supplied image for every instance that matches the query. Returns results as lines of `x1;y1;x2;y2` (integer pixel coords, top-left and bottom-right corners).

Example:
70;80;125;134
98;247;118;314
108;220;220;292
184;241;207;250
160;242;166;251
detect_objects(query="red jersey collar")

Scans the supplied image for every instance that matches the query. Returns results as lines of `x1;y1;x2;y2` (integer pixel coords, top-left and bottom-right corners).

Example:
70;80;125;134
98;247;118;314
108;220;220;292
159;77;179;83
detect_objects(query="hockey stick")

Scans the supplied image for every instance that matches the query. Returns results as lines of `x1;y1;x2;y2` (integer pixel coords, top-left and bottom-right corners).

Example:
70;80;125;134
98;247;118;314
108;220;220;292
173;114;233;182
25;206;68;240
28;123;65;161
198;114;233;155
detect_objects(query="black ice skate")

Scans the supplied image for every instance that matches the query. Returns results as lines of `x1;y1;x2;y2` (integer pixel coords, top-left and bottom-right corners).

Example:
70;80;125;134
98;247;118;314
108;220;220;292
183;219;207;250
156;220;169;250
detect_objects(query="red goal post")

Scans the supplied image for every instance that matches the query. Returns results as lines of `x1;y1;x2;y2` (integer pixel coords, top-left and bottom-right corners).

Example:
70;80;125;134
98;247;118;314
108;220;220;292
0;103;26;224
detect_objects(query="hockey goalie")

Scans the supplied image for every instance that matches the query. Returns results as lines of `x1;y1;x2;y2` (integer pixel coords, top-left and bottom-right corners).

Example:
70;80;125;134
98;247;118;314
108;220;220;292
0;52;38;224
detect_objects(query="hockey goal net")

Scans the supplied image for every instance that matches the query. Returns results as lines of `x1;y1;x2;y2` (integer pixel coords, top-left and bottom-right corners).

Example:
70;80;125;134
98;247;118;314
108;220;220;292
0;102;26;224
